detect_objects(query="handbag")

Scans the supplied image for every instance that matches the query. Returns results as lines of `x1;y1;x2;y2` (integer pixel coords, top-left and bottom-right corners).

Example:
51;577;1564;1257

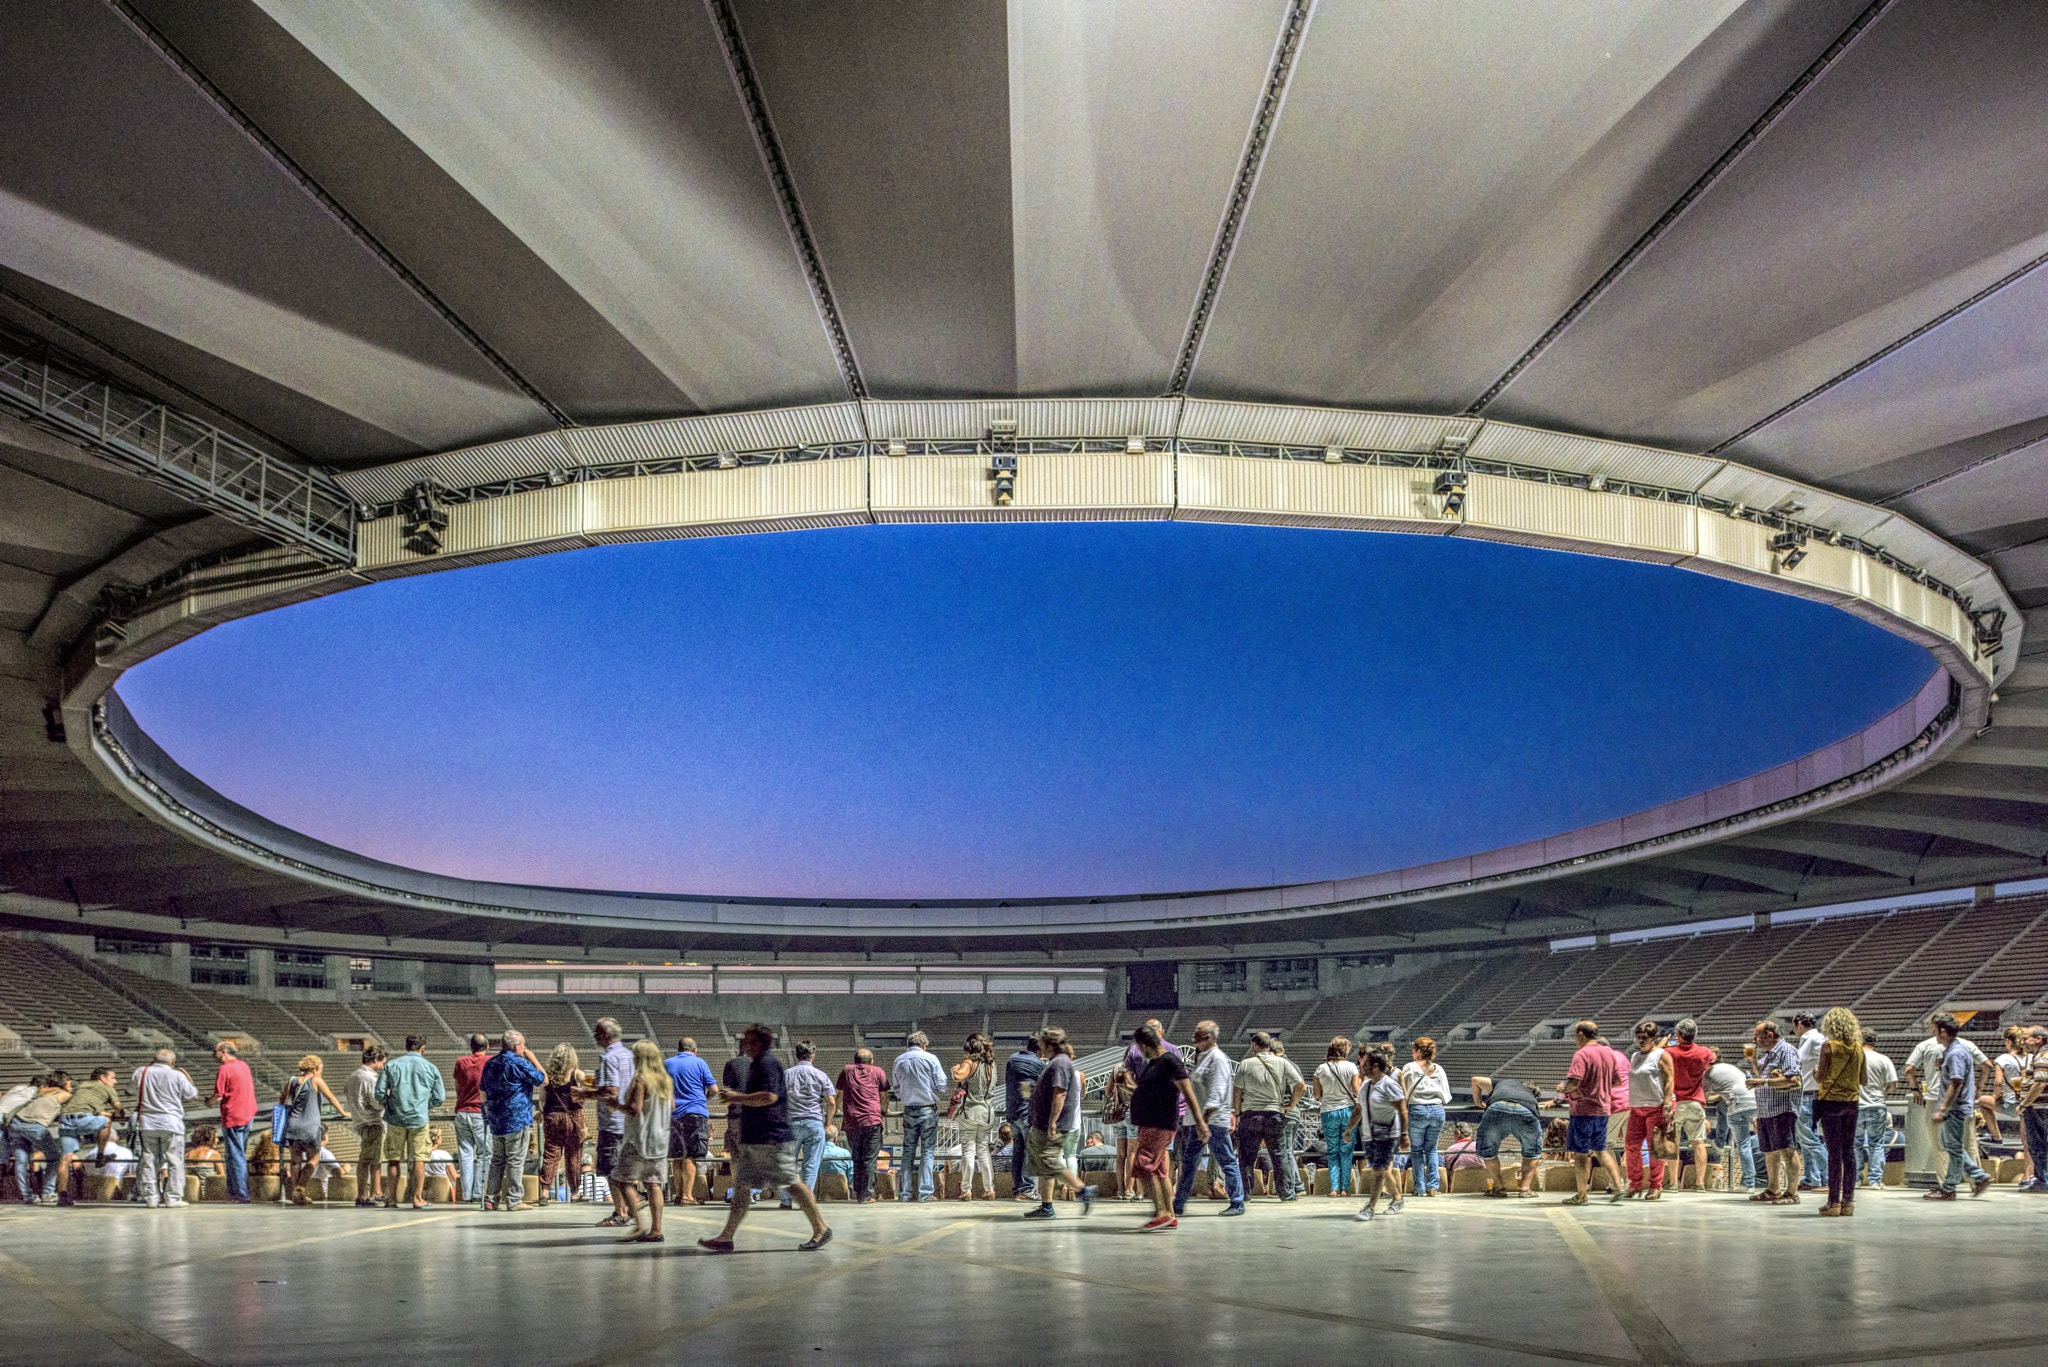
271;1077;296;1146
1649;1117;1677;1161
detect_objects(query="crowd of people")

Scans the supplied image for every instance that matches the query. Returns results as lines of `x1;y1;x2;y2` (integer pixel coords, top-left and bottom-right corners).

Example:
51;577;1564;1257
5;1010;2042;1235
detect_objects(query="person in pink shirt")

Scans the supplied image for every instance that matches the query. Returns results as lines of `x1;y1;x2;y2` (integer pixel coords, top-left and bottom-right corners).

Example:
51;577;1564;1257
210;1040;257;1203
452;1034;492;1204
1557;1020;1627;1206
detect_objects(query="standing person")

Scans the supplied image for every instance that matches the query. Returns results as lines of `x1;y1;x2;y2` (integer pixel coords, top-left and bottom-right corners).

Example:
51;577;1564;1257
1925;1012;1992;1200
210;1041;257;1204
1599;1029;1634;1193
480;1030;546;1211
1746;1020;1804;1204
663;1037;717;1206
1790;1012;1829;1192
2016;1026;2048;1195
538;1044;587;1205
8;1073;69;1204
1348;1050;1409;1221
950;1033;999;1200
890;1030;947;1202
1624;1022;1675;1199
1991;1026;2029;1170
279;1055;348;1206
1663;1020;1718;1189
54;1065;123;1203
1004;1034;1046;1202
832;1047;889;1204
342;1044;387;1208
1235;1033;1306;1200
1316;1039;1361;1197
1904;1017;1986;1186
612;1040;672;1242
782;1041;836;1209
1399;1039;1452;1198
1128;1024;1204;1231
451;1034;492;1206
1856;1032;1898;1191
1557;1020;1627;1207
1813;1007;1867;1216
698;1024;831;1252
375;1035;444;1211
589;1018;636;1228
1022;1027;1097;1219
133;1052;199;1208
1172;1021;1244;1217
1469;1073;1543;1197
1705;1056;1760;1190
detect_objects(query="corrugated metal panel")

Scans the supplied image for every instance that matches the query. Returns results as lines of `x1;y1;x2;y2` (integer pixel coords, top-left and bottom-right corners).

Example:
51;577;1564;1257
1021;452;1173;507
1782;540;1863;598
333;430;575;502
1174;508;1454;534
586;511;871;543
1867;513;1988;600
1691;507;1773;575
1014;398;1180;439
1177;399;1464;452
1465;474;1695;556
563;403;862;464
586;459;868;534
356;516;410;568
871;452;1169;516
1465;422;1724;491
1177;454;1441;523
861;400;1013;441
877;507;1172;524
1697;465;1893;539
446;484;589;555
870;453;987;507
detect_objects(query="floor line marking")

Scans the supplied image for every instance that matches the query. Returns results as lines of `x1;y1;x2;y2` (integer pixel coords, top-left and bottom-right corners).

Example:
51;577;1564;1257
0;1247;212;1367
202;1212;466;1263
1708;1329;2048;1367
1546;1207;1695;1367
573;1217;981;1367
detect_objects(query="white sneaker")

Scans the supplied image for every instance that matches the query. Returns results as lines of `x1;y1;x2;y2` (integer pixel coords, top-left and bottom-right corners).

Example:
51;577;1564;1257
1354;1205;1375;1221
1386;1197;1404;1213
165;1198;186;1207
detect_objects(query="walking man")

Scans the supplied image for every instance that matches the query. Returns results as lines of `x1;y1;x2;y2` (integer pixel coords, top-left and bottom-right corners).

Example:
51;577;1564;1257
1004;1034;1045;1201
1128;1024;1204;1231
832;1047;889;1203
663;1037;718;1205
1234;1032;1306;1200
211;1040;257;1203
1173;1021;1245;1216
1926;1012;1992;1200
452;1033;492;1205
890;1031;948;1202
1022;1027;1097;1219
590;1017;635;1227
342;1044;387;1207
375;1034;445;1210
698;1024;831;1252
131;1048;198;1208
1557;1020;1626;1206
480;1030;546;1210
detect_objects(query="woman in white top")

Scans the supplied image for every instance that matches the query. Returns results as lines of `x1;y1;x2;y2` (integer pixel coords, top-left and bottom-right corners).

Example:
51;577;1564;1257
1987;1025;2028;1146
1398;1039;1452;1196
1346;1052;1408;1221
1624;1022;1676;1199
613;1040;673;1244
1313;1038;1361;1197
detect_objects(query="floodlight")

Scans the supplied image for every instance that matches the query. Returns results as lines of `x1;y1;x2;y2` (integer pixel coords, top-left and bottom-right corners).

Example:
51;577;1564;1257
1127;436;1147;455
1769;529;1808;571
1432;470;1467;518
991;453;1017;506
716;451;739;469
887;439;908;457
545;469;568;486
400;482;448;555
1587;475;1606;491
1324;446;1343;464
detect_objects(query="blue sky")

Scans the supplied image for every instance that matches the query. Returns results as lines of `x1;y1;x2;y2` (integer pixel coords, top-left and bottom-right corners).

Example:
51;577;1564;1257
117;522;1934;899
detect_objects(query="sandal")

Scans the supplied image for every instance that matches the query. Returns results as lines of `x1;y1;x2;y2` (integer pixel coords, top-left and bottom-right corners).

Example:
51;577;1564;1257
598;1214;632;1227
1561;1194;1588;1206
1748;1191;1776;1203
631;1232;665;1243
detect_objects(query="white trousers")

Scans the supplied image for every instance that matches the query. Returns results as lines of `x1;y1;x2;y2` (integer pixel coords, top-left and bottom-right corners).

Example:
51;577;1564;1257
136;1130;185;1205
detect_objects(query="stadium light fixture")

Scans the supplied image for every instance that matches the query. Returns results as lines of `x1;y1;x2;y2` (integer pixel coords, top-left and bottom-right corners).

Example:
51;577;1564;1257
716;451;739;469
1769;529;1808;571
991;453;1017;505
988;417;1017;451
1323;446;1343;464
400;481;448;555
1587;475;1607;491
1432;470;1467;519
1126;435;1147;455
887;439;908;457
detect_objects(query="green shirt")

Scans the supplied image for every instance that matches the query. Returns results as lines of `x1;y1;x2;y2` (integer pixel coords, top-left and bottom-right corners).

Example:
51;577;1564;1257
60;1080;119;1117
375;1052;446;1128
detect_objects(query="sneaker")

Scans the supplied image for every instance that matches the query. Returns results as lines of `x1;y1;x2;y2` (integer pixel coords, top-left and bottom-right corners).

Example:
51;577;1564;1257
165;1198;185;1207
1922;1189;1957;1201
56;1195;74;1207
778;1201;794;1211
1385;1198;1404;1214
1970;1175;1993;1198
1022;1205;1056;1220
1080;1185;1097;1214
1141;1214;1177;1232
1220;1203;1245;1217
1354;1205;1375;1221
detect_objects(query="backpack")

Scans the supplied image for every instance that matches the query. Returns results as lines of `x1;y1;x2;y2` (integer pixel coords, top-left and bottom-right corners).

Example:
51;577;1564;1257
0;1082;36;1124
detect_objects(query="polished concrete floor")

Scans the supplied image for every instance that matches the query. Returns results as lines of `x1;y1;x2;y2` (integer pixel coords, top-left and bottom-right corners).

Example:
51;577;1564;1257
0;1186;2042;1366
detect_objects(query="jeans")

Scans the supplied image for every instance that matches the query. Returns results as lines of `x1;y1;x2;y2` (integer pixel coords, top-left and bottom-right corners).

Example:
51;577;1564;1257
847;1122;884;1201
791;1118;826;1193
2023;1108;2047;1186
1408;1103;1445;1194
1793;1093;1826;1187
58;1113;111;1154
1815;1097;1860;1205
1007;1115;1036;1196
1321;1109;1355;1194
221;1123;251;1201
136;1129;185;1205
486;1128;531;1208
1238;1111;1292;1197
1725;1113;1760;1188
1938;1107;1988;1192
898;1106;937;1200
453;1113;489;1204
10;1122;61;1201
1173;1122;1244;1212
1855;1106;1890;1187
1624;1106;1666;1191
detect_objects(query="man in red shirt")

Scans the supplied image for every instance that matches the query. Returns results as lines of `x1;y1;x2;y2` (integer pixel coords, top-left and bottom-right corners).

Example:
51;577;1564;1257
1662;1018;1718;1188
830;1048;889;1203
452;1034;492;1205
210;1040;257;1203
1557;1020;1626;1206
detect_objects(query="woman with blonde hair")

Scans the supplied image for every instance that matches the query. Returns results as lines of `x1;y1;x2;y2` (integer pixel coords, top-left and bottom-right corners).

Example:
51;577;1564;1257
1814;1006;1866;1216
611;1039;673;1242
278;1055;349;1206
539;1042;587;1204
1399;1037;1451;1196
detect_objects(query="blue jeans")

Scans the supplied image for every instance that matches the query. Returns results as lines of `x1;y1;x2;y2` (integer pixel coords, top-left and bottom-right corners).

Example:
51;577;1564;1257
1855;1106;1890;1187
898;1106;937;1200
221;1123;251;1201
1173;1122;1244;1212
58;1113;110;1154
1938;1107;1988;1192
1730;1117;1761;1188
11;1122;61;1200
1321;1109;1354;1194
1793;1093;1826;1187
1408;1103;1445;1194
453;1113;489;1204
2022;1108;2047;1185
1008;1114;1035;1196
791;1118;826;1193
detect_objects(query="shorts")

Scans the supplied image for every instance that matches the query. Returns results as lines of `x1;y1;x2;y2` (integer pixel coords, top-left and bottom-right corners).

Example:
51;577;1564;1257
1025;1127;1071;1179
355;1122;386;1158
1756;1110;1796;1153
382;1125;430;1163
1567;1115;1609;1154
1476;1103;1541;1160
1360;1136;1396;1169
58;1113;110;1153
1109;1121;1139;1140
1131;1126;1175;1179
1605;1113;1629;1154
1672;1100;1707;1146
594;1129;623;1178
669;1113;709;1161
614;1146;669;1187
732;1141;799;1189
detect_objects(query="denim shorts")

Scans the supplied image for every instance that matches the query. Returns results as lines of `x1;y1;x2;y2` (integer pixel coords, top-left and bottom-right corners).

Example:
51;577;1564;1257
1360;1136;1396;1169
1109;1121;1139;1140
58;1113;111;1153
1476;1103;1540;1160
1566;1115;1609;1154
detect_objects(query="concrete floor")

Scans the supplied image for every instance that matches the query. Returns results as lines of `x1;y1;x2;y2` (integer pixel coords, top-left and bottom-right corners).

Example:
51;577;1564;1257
0;1187;2042;1366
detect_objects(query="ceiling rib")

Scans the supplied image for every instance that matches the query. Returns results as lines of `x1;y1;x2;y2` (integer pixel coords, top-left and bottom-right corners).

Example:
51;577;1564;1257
1702;241;2048;458
1878;426;2048;508
1166;0;1313;399
704;0;868;407
1466;0;1897;416
100;0;571;428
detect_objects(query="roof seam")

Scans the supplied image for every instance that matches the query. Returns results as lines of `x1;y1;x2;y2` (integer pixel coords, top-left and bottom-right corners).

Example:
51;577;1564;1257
1877;426;2048;508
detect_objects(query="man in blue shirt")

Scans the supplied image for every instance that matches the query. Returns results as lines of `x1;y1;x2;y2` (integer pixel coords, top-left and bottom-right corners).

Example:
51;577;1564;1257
664;1037;718;1205
1927;1013;1993;1199
889;1031;949;1202
1005;1036;1046;1199
479;1030;546;1211
375;1035;446;1210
